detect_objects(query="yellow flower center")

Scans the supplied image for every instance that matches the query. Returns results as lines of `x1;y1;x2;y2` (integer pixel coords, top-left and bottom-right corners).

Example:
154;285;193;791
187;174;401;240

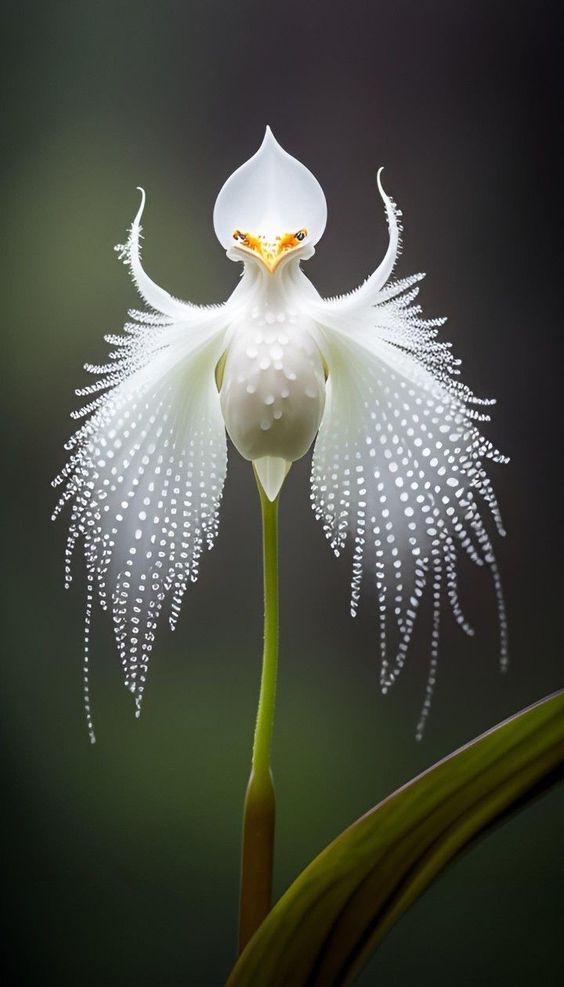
232;228;308;272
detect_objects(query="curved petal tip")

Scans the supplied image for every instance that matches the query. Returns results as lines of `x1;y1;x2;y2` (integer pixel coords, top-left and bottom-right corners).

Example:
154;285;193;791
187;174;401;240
376;167;388;200
133;187;146;227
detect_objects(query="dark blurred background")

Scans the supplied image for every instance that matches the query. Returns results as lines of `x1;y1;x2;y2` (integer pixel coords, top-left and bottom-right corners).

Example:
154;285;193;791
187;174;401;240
2;1;563;984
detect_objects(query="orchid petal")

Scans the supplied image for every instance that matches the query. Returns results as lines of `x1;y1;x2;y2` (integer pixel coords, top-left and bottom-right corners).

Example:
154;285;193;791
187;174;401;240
213;126;327;249
318;169;402;314
308;204;508;735
53;277;231;739
116;189;198;319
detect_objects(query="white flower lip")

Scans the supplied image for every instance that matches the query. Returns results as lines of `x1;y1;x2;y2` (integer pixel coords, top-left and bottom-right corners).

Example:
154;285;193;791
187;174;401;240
213;126;327;258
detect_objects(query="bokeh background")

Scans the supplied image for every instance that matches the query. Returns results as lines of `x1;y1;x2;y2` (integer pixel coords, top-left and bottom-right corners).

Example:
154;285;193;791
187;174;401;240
2;1;563;984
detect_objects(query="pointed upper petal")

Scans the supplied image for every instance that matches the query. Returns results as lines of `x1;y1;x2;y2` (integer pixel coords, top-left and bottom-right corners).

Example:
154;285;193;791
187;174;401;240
213;126;327;248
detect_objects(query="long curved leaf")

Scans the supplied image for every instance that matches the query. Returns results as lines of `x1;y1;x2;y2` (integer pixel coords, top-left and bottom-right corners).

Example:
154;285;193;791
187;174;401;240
227;692;564;986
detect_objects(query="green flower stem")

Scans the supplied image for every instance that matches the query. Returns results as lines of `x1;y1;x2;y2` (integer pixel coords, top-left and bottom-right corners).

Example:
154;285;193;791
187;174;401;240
238;474;280;954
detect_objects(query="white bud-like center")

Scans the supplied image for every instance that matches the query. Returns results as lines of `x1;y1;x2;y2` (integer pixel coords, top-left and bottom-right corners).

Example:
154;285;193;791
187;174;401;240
220;308;326;464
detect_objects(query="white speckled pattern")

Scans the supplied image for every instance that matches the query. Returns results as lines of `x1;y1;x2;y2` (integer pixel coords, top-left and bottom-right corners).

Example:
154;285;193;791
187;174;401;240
220;307;325;462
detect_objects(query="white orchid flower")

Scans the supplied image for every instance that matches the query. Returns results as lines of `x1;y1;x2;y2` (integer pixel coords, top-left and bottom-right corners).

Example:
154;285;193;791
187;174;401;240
53;127;507;741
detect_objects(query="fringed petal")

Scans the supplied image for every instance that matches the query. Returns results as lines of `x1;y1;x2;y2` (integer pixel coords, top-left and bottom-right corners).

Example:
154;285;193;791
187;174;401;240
320;170;403;312
115;189;213;319
54;207;234;740
308;196;508;735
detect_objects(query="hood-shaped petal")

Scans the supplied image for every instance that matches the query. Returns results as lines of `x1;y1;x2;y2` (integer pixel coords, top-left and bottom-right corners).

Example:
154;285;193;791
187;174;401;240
213;126;327;249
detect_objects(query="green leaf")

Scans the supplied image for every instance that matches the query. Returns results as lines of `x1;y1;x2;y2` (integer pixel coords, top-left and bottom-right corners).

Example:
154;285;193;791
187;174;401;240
227;692;564;987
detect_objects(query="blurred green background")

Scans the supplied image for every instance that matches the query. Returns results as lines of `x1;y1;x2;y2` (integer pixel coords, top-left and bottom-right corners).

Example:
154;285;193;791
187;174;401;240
2;1;562;984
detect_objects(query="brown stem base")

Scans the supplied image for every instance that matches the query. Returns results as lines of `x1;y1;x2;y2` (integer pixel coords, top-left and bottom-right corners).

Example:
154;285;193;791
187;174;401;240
238;767;276;954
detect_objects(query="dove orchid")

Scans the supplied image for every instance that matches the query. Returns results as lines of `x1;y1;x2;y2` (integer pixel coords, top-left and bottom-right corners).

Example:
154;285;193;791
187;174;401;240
53;126;508;942
53;125;508;738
